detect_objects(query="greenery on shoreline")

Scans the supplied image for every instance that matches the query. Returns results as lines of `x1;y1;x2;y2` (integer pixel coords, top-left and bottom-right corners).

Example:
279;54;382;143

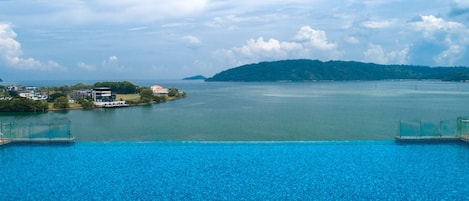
206;59;469;82
0;97;48;112
0;81;186;112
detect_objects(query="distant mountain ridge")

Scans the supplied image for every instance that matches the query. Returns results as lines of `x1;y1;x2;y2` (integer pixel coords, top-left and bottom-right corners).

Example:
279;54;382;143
206;59;469;82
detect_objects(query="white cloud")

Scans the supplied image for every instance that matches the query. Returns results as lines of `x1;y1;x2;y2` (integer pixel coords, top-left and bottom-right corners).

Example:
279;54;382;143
412;15;469;65
361;19;396;29
109;55;118;62
127;26;148;31
205;12;292;31
77;62;96;71
450;0;469;17
0;23;63;71
101;55;125;71
207;15;241;28
345;36;360;44
40;0;209;25
412;15;464;38
364;44;387;64
453;0;469;7
102;55;118;66
243;37;300;57
295;26;337;50
434;40;464;66
364;44;408;64
182;35;201;48
214;26;340;67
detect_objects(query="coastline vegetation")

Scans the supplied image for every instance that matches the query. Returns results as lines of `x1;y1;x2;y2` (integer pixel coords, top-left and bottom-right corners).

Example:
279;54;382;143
0;81;186;112
0;97;48;112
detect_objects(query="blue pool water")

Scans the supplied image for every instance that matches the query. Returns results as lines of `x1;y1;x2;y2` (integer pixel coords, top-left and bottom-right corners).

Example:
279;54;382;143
1;141;469;200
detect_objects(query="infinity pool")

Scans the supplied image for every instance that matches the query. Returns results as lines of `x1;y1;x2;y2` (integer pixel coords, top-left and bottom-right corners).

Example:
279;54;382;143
1;141;468;200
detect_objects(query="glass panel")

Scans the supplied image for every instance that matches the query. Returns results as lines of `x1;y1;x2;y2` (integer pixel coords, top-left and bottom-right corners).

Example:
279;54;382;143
3;118;72;140
399;120;420;137
440;120;456;136
420;121;440;136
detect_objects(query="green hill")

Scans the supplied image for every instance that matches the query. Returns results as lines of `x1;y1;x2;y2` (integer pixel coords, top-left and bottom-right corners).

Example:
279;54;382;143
206;59;469;82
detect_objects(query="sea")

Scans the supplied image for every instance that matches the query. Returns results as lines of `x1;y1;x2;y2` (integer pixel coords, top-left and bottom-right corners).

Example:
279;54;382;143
1;80;469;200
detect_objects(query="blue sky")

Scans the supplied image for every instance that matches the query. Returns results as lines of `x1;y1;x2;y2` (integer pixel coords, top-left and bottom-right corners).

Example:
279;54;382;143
1;0;469;81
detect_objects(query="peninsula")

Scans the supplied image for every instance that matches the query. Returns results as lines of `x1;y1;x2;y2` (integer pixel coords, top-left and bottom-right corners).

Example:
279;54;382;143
0;81;186;112
206;59;469;82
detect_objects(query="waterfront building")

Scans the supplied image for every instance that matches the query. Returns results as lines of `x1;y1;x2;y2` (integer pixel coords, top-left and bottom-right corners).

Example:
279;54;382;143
91;87;128;108
72;89;91;100
91;87;115;102
151;85;169;94
12;85;47;101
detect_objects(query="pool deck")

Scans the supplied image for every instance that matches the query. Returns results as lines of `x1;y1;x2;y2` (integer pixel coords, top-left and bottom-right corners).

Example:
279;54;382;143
460;136;469;142
0;138;12;146
395;135;469;143
0;137;75;146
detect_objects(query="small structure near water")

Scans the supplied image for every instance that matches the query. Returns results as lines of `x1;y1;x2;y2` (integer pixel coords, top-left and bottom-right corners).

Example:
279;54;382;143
396;117;469;142
0;118;75;146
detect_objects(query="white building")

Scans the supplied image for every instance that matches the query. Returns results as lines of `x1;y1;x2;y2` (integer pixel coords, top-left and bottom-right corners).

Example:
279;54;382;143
91;87;128;108
91;87;115;102
93;101;128;108
16;86;48;101
150;85;168;94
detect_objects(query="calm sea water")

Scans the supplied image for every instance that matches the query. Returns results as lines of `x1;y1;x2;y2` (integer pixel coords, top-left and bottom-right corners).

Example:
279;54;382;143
0;141;468;200
2;80;469;141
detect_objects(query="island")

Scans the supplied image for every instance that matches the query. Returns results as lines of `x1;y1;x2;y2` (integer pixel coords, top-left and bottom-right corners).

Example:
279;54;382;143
183;75;207;80
206;59;469;82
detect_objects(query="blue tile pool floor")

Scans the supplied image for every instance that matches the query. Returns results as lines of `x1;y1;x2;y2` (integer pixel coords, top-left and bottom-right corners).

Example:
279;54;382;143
1;141;469;200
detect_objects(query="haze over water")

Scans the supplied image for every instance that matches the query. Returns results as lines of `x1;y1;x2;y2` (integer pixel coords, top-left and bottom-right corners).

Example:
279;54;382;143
2;80;469;141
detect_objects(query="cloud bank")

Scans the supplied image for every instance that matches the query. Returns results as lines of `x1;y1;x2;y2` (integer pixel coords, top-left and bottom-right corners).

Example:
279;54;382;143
412;15;469;66
215;26;340;67
0;23;62;71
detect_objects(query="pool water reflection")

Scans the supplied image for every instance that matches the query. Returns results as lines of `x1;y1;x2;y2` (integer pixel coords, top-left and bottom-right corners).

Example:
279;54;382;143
0;141;468;200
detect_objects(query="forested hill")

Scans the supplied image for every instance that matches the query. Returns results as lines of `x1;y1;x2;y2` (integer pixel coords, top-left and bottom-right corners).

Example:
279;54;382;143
206;59;469;82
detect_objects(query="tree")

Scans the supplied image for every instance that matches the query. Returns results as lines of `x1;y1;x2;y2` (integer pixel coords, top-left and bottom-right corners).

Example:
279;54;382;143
168;88;179;97
0;97;49;112
153;95;168;103
118;81;138;94
76;98;94;109
48;92;66;102
0;91;10;99
71;83;93;90
0;100;10;111
139;88;154;103
94;81;138;94
2;97;48;112
33;100;49;112
53;96;69;109
9;97;31;112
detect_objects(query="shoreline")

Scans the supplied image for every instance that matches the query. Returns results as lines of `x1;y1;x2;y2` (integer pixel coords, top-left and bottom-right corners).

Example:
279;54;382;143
47;96;184;112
